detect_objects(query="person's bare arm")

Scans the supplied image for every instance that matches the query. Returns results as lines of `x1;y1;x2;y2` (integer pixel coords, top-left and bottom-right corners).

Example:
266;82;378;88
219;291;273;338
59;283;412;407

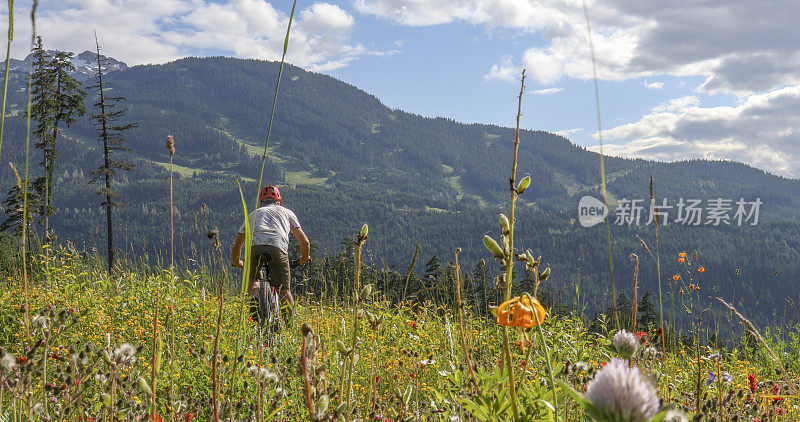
231;232;245;268
291;227;311;264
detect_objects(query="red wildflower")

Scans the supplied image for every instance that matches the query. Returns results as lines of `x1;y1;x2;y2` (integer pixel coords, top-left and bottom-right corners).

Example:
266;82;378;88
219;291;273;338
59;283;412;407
184;413;195;422
771;385;783;403
748;373;758;393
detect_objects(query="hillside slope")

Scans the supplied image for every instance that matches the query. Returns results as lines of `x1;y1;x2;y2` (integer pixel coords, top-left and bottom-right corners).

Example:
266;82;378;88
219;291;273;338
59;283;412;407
1;56;799;326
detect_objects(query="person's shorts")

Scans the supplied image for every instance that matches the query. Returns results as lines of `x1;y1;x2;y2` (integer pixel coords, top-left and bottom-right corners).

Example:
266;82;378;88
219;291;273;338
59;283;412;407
249;245;291;291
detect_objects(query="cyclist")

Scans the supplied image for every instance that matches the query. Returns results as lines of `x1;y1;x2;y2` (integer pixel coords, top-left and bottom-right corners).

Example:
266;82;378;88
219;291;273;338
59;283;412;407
231;185;310;323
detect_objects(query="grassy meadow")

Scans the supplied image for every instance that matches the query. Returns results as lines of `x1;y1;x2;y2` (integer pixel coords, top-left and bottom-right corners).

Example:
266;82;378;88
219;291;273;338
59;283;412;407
1;244;799;421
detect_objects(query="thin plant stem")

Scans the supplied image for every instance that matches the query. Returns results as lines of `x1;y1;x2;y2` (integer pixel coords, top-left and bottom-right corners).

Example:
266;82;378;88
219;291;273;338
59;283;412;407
651;176;668;393
0;0;13;160
343;230;366;417
631;254;639;332
150;285;160;420
20;17;36;348
254;0;298;211
523;292;558;419
169;153;174;272
211;278;224;422
454;248;477;386
500;69;526;420
401;240;420;303
583;0;620;331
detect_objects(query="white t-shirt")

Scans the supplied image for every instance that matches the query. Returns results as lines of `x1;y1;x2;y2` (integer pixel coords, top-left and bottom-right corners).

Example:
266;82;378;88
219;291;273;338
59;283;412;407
238;204;301;253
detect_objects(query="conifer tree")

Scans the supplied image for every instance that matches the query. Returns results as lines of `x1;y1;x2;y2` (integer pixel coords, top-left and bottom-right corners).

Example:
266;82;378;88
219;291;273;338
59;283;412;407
1;180;40;236
88;36;136;274
31;37;86;243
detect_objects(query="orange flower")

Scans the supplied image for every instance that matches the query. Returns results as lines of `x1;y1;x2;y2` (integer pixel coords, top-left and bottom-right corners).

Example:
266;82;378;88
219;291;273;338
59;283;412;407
496;295;546;328
678;252;687;258
672;274;680;281
698;266;706;273
678;257;685;263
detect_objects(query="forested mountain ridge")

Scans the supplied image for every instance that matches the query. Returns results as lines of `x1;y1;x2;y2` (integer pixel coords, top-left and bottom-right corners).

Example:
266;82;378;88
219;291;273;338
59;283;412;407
1;55;799;328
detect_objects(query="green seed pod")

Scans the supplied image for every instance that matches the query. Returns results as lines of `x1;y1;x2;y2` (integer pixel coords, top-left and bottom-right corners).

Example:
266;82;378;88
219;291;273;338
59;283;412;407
539;267;551;281
360;223;368;239
336;402;347;415
137;376;152;395
101;350;111;364
499;214;510;233
516;176;531;194
526;250;535;265
360;284;373;299
316;394;330;415
101;393;111;407
483;235;504;259
336;340;347;355
501;235;510;255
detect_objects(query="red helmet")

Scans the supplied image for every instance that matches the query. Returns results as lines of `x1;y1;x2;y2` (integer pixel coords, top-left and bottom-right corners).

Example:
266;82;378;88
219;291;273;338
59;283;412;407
259;185;282;204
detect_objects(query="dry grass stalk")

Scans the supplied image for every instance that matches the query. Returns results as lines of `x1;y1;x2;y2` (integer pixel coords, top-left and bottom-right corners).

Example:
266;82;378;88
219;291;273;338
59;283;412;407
714;297;799;395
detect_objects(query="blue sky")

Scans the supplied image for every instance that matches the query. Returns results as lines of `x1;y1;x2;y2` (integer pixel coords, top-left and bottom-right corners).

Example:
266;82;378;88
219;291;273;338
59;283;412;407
4;0;800;178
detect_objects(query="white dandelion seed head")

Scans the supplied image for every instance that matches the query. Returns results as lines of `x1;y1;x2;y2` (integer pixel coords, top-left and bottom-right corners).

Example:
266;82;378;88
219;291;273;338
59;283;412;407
249;365;279;383
585;358;660;422
32;315;49;329
612;330;640;359
32;403;46;417
663;408;688;422
113;343;136;363
248;365;260;377
260;368;279;383
1;351;18;371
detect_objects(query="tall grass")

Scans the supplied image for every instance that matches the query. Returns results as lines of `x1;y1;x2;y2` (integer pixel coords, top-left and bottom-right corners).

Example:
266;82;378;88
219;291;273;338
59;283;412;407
582;0;619;331
0;0;13;161
254;0;298;210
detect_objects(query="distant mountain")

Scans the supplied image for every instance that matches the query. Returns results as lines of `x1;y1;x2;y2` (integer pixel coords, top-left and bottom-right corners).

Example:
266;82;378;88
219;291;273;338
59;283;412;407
1;55;798;328
1;50;127;81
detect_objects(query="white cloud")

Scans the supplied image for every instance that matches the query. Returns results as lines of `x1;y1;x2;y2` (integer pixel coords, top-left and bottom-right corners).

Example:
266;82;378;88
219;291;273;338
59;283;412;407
532;87;563;95
483;56;521;82
2;0;379;71
593;86;800;178
555;128;582;137
356;0;800;95
642;80;663;89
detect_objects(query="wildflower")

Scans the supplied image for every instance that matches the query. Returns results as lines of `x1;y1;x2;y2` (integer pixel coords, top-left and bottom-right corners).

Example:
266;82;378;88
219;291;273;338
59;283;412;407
612;330;640;359
706;371;716;386
771;385;783;403
698;266;706;273
113;343;137;364
672;274;680;281
678;252;687;258
748;373;757;393
496;295;546;328
678;257;685;263
722;372;732;383
585;358;659;422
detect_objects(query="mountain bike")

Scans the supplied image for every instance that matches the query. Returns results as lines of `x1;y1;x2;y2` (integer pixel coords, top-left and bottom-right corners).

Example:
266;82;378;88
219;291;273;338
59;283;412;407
249;258;303;331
